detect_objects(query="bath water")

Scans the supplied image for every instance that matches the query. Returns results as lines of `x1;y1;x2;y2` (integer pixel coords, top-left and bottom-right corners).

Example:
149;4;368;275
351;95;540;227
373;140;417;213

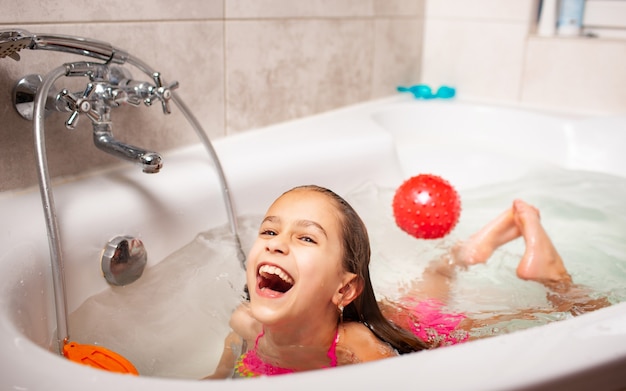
68;223;252;379
69;166;626;378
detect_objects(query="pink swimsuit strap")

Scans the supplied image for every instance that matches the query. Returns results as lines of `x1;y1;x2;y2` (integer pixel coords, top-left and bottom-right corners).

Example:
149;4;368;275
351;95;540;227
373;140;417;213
235;328;340;377
326;328;339;367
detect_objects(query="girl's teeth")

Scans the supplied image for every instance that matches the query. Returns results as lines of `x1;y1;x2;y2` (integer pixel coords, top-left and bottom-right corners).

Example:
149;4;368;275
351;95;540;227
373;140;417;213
259;264;294;285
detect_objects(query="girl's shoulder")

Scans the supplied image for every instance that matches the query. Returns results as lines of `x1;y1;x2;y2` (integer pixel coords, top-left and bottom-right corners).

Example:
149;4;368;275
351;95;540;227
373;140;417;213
338;322;397;363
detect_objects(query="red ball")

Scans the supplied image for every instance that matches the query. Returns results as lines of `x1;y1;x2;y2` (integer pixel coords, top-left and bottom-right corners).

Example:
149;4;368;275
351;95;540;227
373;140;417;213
392;174;461;239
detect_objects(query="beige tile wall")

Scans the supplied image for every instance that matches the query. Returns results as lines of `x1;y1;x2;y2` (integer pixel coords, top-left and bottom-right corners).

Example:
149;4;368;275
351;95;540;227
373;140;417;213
1;0;625;192
0;21;224;190
0;0;424;191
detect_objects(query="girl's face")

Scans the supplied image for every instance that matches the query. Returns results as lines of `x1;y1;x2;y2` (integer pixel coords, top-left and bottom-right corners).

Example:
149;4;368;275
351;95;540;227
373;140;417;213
246;189;353;328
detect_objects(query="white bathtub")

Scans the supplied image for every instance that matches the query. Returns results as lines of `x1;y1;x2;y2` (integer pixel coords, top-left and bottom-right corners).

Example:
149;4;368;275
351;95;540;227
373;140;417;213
1;96;626;390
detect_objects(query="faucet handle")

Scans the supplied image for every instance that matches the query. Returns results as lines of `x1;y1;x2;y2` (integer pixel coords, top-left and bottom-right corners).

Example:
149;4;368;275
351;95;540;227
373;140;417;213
149;72;179;114
60;83;99;129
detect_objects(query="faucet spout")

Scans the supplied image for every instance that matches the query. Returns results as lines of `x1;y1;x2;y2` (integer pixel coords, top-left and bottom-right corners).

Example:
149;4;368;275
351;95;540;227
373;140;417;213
93;123;163;173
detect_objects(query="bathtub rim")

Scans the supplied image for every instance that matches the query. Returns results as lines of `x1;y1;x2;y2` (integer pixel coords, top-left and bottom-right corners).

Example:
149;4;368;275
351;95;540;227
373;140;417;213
2;300;626;390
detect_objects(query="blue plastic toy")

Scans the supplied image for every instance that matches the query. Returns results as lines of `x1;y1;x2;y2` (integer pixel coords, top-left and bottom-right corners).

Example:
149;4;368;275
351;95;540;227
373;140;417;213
397;84;456;100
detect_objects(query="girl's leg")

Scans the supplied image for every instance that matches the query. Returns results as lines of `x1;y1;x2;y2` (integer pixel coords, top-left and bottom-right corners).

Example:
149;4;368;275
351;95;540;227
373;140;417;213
384;199;610;346
452;203;525;265
387;199;608;345
512;199;571;283
457;199;607;330
511;199;610;313
401;201;525;302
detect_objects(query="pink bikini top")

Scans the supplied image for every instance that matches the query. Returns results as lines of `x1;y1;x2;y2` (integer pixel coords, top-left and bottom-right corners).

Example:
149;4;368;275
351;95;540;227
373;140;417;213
234;329;339;377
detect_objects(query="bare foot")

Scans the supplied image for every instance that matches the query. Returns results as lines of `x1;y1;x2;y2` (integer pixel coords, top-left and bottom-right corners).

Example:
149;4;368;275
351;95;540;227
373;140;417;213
513;199;572;285
452;205;521;265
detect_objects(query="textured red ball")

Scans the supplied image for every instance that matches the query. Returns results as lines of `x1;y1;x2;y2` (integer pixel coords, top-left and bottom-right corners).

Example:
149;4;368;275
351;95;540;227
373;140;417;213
392;174;461;239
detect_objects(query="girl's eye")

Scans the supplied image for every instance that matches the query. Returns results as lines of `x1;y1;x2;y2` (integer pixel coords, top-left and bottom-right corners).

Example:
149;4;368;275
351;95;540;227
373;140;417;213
300;236;317;244
260;229;276;236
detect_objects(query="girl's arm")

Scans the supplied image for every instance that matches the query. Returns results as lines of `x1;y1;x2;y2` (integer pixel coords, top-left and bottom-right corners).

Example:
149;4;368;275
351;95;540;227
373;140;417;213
203;303;261;379
229;302;262;341
203;332;243;379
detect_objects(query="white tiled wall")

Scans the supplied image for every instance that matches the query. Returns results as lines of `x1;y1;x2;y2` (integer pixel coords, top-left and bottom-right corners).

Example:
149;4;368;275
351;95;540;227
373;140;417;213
422;18;531;102
522;36;626;113
426;0;538;21
421;0;626;113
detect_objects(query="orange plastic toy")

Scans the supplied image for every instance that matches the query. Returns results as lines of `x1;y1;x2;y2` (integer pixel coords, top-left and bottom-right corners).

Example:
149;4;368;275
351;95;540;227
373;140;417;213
63;341;138;375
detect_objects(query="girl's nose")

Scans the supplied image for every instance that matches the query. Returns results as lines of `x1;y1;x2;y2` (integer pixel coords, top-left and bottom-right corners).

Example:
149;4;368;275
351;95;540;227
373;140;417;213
266;235;288;254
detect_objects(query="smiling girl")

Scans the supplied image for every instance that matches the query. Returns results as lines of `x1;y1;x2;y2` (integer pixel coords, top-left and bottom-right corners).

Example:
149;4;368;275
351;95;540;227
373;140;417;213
204;185;607;378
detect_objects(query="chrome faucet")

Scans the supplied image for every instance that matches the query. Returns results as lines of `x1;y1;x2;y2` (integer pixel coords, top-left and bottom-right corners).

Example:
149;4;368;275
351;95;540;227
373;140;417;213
4;29;178;173
60;62;178;173
14;61;177;173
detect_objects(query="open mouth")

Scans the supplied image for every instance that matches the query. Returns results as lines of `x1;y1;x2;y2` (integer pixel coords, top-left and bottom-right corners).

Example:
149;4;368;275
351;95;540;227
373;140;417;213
258;264;294;294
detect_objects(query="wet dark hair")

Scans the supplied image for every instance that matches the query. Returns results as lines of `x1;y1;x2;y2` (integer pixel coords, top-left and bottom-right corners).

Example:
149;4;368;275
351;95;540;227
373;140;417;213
289;185;428;353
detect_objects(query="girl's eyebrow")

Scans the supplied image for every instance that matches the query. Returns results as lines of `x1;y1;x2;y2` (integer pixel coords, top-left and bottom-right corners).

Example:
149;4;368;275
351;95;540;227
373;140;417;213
295;219;328;239
262;216;279;224
261;216;328;238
